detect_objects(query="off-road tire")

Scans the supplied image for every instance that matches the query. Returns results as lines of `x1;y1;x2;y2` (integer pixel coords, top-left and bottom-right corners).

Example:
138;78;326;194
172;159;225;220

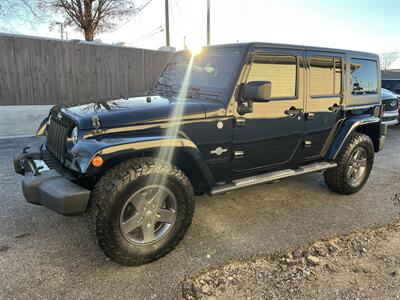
324;133;374;195
90;157;195;266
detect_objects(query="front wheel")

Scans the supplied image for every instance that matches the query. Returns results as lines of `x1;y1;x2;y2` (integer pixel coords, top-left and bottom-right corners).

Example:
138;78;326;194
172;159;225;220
90;158;195;266
324;133;374;195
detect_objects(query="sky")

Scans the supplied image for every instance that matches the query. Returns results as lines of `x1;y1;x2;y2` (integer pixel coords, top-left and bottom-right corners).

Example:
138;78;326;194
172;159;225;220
2;0;400;67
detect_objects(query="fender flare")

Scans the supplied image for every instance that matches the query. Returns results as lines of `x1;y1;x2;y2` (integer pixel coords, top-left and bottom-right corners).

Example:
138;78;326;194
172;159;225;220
36;117;49;136
326;115;382;160
72;135;216;188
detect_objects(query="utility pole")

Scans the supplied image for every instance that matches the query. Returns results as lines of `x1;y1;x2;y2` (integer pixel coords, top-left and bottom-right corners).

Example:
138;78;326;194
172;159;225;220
207;0;210;46
56;22;64;40
165;0;170;46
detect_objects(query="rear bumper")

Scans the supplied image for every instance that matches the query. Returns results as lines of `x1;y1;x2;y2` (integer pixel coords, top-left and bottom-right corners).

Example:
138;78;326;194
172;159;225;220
378;135;386;152
378;123;387;152
382;110;399;126
14;139;91;216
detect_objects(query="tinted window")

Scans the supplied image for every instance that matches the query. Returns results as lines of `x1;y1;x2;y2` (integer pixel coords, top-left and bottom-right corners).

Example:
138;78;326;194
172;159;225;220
247;54;297;98
158;47;245;92
350;59;378;95
309;57;342;96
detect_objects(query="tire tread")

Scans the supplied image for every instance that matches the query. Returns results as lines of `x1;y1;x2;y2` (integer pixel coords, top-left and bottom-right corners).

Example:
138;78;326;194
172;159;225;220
324;132;374;195
90;157;194;266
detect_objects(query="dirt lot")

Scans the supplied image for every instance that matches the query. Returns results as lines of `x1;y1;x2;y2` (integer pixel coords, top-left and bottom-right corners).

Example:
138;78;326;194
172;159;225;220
0;126;399;299
183;194;400;299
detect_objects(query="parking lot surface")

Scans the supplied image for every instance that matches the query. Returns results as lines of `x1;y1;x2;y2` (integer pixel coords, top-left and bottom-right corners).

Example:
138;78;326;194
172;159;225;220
1;127;399;299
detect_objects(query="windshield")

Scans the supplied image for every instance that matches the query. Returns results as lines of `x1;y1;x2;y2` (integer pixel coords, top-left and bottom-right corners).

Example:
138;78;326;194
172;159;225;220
156;47;245;97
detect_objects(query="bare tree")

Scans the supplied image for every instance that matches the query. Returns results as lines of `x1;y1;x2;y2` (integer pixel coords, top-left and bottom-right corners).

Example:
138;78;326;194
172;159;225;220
0;0;45;26
47;0;151;41
380;51;400;70
1;0;150;41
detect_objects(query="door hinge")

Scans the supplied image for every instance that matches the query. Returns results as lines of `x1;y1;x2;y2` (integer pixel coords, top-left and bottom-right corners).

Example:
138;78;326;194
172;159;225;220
303;140;312;148
305;112;315;120
234;150;244;159
235;118;246;127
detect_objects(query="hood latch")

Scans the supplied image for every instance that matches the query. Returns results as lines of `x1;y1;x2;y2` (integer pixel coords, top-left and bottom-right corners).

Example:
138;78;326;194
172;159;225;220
92;115;102;138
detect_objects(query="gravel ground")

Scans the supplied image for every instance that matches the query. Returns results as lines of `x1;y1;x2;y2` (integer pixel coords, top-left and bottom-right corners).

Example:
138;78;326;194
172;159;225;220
0;126;399;299
183;194;400;299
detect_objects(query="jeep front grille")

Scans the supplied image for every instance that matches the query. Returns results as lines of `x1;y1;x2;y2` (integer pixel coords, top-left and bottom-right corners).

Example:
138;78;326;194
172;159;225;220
46;115;69;163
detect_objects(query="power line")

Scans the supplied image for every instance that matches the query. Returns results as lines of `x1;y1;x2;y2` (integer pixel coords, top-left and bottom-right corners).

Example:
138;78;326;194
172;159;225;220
126;25;164;45
170;0;182;37
140;28;164;42
173;0;186;23
109;0;154;33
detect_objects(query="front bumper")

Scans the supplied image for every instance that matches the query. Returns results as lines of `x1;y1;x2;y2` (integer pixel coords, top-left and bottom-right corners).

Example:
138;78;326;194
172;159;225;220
14;139;91;216
13;138;43;175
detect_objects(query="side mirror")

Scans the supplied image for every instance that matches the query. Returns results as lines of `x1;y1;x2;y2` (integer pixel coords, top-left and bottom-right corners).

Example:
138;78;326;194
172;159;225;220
242;81;272;102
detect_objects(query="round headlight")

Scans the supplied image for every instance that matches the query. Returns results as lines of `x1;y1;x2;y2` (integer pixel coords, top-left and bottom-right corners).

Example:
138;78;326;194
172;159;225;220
71;127;78;144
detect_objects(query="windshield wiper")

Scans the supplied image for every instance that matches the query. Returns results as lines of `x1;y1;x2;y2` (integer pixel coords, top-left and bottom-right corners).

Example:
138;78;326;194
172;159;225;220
155;82;177;97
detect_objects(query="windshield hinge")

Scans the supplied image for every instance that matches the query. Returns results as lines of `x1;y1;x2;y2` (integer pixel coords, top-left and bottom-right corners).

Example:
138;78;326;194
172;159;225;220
235;118;246;127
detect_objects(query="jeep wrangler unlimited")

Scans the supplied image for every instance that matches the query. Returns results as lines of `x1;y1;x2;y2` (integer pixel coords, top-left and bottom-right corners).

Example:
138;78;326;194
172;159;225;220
14;43;386;266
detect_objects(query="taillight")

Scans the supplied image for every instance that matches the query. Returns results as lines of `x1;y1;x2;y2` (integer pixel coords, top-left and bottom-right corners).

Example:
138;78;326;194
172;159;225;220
398;97;400;121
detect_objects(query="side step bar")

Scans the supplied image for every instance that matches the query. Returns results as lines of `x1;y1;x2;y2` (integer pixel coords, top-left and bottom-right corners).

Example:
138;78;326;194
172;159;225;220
209;162;337;195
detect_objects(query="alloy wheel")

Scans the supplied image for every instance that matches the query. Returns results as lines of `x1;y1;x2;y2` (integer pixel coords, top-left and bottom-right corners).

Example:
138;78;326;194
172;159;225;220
346;147;368;188
119;185;177;245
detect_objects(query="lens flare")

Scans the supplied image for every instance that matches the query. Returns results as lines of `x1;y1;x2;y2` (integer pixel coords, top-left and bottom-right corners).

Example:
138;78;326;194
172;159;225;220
149;54;196;186
190;46;203;56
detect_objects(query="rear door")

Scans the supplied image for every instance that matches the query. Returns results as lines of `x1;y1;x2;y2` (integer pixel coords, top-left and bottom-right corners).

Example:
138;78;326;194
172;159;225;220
303;51;345;159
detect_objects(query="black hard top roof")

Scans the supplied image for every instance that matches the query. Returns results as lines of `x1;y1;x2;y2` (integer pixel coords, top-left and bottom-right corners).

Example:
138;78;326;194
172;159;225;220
205;42;379;59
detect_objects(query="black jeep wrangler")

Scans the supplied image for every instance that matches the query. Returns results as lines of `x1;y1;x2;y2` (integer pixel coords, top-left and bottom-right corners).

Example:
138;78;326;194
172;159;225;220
14;43;386;266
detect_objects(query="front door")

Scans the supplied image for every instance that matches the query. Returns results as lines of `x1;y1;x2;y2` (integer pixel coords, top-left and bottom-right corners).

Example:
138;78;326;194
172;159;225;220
303;51;344;159
232;48;305;171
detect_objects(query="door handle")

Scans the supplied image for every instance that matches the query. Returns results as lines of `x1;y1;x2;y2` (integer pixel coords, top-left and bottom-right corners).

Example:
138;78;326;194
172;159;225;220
284;107;302;117
328;104;341;113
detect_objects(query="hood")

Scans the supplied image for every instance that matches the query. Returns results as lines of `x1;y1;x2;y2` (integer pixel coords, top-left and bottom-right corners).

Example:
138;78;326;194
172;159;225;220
381;88;397;100
58;96;218;129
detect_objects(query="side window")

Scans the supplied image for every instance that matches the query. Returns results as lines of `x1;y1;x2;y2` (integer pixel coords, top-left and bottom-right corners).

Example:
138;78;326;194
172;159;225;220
247;54;297;98
309;57;342;96
350;59;378;95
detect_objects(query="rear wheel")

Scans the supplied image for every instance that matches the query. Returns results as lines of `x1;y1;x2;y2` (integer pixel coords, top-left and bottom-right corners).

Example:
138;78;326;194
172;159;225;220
324;133;374;195
90;158;195;266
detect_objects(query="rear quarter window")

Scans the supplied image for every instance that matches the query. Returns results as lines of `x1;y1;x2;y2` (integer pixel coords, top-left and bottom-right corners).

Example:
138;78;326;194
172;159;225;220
350;59;378;95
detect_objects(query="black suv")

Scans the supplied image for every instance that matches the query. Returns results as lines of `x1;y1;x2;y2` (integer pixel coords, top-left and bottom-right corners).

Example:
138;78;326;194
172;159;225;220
14;43;387;265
